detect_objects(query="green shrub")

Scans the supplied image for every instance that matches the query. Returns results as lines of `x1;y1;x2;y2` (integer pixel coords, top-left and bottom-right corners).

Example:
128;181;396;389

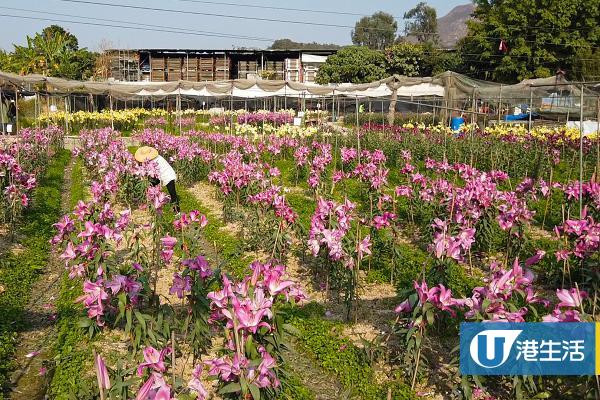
345;112;437;127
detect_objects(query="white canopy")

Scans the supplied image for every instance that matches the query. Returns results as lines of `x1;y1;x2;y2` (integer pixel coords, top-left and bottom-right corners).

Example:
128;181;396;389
0;70;447;100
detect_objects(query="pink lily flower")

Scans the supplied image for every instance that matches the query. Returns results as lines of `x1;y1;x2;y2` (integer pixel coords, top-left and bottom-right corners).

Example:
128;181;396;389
556;288;587;308
137;346;171;376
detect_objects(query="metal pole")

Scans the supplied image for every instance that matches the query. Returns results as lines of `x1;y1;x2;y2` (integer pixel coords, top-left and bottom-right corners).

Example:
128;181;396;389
0;86;5;135
332;90;335;122
229;89;233;135
35;92;39;128
46;94;50;128
597;97;600;182
579;84;584;216
64;95;69;134
497;84;502;124
178;90;182;132
14;86;19;135
355;95;359;127
528;88;533;134
109;93;114;130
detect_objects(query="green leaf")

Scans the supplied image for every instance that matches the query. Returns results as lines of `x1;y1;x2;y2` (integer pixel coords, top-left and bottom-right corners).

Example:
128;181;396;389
249;383;261;400
134;310;147;333
125;309;132;333
219;382;241;394
425;309;434;325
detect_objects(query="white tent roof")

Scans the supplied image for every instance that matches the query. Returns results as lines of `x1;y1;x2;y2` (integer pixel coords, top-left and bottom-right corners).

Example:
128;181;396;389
0;70;447;99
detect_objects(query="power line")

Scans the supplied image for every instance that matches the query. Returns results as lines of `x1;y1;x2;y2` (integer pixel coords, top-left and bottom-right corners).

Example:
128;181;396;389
0;13;274;42
2;6;595;62
58;0;600;51
0;6;274;42
172;0;380;18
59;0;356;29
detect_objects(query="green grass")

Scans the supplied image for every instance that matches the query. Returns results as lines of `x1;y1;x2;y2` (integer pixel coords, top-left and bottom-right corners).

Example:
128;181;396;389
284;303;416;400
0;149;70;398
50;154;97;399
49;277;96;399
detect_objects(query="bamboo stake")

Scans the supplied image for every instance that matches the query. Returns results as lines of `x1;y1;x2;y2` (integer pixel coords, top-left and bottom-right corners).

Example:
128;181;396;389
578;84;584;217
171;330;176;387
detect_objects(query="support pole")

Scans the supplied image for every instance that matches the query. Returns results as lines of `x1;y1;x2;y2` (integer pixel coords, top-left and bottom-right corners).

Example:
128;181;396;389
177;91;182;133
64;95;69;134
0;86;5;135
46;94;50;128
578;84;584;217
355;95;359;127
596;97;600;183
229;90;233;135
356;96;361;163
528;88;533;134
14;86;19;135
332;90;336;123
35;92;39;128
109;93;114;130
497;84;502;124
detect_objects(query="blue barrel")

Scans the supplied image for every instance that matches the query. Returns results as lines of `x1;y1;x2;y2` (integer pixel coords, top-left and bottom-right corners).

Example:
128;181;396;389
451;117;465;131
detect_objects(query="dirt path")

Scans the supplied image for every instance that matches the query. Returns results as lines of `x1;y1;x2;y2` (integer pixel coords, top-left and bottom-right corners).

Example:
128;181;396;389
9;158;73;400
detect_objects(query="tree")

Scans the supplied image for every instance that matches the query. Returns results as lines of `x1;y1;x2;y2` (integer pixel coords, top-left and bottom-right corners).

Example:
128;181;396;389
458;0;600;83
385;43;426;77
403;2;438;44
42;25;79;52
3;25;96;80
269;39;341;50
315;46;387;84
571;48;600;81
385;42;461;77
351;12;398;50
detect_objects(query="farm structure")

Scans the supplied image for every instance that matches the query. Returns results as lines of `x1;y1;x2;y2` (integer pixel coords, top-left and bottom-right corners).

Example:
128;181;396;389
99;49;335;83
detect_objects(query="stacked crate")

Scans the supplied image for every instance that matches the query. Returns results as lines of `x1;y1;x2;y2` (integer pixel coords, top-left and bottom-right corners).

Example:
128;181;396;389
151;56;166;82
304;69;318;83
215;56;231;80
167;57;182;81
264;60;284;80
198;56;214;81
285;58;301;82
237;60;258;79
183;57;198;81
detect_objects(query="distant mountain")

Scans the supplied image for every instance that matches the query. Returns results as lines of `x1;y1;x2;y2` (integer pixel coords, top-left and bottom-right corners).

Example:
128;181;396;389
437;3;476;48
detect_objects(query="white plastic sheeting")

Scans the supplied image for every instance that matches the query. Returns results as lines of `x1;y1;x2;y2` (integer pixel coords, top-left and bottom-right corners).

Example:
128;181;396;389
0;70;447;100
132;82;442;99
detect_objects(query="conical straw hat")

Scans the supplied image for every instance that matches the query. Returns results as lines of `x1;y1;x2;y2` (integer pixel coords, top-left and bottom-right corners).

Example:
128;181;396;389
135;146;159;163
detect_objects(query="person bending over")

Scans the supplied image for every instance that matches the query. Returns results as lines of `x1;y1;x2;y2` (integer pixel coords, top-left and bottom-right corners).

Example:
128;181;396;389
135;146;180;213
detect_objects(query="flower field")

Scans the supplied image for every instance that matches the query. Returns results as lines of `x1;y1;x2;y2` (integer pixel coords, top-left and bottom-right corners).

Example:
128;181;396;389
0;116;599;400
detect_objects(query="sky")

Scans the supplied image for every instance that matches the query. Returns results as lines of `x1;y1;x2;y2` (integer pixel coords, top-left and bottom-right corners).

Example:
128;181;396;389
0;0;467;51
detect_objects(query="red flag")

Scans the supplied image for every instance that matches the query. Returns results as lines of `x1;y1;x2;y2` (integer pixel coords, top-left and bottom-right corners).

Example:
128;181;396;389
499;39;508;54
